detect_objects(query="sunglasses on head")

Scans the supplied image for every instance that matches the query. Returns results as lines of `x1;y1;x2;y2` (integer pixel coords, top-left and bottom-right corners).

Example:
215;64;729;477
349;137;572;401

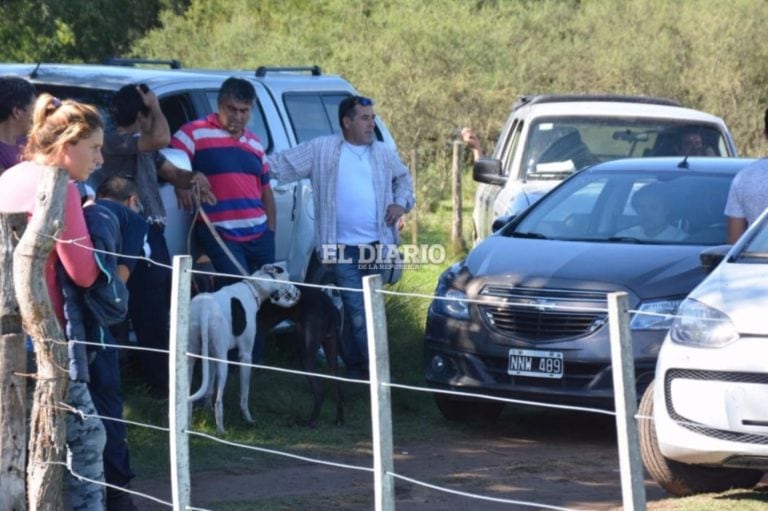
352;96;374;106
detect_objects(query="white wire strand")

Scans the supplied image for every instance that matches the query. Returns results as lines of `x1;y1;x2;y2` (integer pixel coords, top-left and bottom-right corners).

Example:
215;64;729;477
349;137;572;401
389;472;579;511
187;430;374;473
387;382;617;417
35;228;767;510
38;460;178;509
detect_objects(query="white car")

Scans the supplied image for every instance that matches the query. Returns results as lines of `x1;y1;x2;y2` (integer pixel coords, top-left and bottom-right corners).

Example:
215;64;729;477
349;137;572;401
639;209;768;496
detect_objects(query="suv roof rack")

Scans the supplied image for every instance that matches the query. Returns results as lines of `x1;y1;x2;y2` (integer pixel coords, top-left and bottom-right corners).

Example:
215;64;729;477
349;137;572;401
514;94;681;108
255;66;322;77
103;58;182;69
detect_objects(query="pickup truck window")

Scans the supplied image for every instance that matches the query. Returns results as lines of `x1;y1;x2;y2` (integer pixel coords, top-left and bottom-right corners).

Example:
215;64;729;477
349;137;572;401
159;94;196;135
283;93;347;143
501;121;523;178
31;85;116;131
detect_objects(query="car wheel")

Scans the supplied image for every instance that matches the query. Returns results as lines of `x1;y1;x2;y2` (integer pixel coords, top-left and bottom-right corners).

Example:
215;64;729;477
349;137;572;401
638;381;764;496
433;393;504;422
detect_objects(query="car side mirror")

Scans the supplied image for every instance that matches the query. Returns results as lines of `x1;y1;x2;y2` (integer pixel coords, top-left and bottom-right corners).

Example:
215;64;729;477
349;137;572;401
159;147;192;172
699;244;731;274
473;158;506;186
491;215;514;233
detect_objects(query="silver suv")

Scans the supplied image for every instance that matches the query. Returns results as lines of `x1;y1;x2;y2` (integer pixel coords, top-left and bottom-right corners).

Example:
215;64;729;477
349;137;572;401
0;61;397;284
472;94;738;241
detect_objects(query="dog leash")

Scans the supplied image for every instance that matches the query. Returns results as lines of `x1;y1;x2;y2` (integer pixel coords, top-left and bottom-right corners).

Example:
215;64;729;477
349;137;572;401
189;184;263;303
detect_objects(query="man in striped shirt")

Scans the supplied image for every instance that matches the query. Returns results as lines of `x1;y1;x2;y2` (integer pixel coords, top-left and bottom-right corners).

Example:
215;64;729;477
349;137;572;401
172;77;276;283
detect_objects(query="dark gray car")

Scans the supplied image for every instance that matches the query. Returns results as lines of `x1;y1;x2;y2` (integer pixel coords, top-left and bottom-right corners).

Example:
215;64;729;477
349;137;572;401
424;157;756;421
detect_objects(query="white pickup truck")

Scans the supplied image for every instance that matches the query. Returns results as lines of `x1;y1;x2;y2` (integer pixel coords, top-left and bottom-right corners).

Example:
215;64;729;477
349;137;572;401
0;61;398;285
472;94;738;240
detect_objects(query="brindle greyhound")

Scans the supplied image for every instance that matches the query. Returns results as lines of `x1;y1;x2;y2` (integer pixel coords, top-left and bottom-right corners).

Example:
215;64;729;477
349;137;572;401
259;285;345;428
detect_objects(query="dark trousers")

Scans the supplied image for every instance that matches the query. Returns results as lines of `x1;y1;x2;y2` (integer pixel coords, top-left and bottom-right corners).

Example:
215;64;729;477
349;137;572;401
194;224;275;281
128;223;171;392
88;347;134;487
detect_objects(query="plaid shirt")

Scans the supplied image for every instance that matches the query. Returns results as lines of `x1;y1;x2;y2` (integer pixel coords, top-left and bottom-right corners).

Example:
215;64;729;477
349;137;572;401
269;134;414;249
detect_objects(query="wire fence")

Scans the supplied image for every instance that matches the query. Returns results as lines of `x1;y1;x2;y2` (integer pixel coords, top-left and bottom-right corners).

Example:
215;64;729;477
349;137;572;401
10;235;768;511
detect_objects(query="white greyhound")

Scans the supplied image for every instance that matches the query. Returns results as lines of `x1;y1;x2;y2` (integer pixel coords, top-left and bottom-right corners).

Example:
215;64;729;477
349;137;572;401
187;264;300;433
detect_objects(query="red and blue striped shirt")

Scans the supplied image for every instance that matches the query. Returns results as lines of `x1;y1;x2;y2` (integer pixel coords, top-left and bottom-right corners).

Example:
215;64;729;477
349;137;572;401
171;113;271;242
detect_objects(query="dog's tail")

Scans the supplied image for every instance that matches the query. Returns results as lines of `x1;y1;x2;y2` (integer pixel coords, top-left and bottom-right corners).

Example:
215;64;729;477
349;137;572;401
189;297;212;402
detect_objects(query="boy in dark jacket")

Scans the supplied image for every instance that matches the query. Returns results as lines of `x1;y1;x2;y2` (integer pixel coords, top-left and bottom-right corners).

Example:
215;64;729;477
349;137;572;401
59;176;147;511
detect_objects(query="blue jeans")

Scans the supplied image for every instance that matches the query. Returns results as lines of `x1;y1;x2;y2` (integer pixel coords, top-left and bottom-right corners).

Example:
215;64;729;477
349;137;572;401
194;224;275;282
330;244;382;372
195;224;275;361
89;347;134;487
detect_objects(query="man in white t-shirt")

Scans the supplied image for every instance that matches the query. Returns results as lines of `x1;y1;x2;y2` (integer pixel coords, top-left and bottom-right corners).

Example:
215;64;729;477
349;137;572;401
725;108;768;243
269;96;415;378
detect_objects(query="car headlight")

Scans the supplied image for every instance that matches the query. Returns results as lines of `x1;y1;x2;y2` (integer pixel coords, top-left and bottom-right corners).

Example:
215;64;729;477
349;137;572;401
629;298;683;330
434;288;470;320
669;298;739;348
430;264;471;320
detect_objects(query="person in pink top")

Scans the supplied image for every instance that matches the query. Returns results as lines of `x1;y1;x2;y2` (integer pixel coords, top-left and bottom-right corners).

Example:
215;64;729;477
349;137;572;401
0;93;107;511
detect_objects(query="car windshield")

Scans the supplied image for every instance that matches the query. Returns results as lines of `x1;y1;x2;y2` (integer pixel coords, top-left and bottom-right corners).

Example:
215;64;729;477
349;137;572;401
521;118;728;179
512;169;734;245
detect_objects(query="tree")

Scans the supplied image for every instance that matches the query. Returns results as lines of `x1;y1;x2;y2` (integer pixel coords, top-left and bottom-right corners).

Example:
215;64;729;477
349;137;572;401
0;0;189;63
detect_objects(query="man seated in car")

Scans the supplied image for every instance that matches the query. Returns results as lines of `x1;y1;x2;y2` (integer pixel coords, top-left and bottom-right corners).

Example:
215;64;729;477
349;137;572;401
679;128;716;156
616;182;687;241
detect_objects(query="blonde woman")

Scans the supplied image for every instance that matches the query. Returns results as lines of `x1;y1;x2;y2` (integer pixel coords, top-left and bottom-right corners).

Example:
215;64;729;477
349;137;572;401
0;93;107;510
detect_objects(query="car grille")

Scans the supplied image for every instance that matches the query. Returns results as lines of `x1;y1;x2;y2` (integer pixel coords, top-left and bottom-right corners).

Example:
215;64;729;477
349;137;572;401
664;369;768;445
479;285;608;341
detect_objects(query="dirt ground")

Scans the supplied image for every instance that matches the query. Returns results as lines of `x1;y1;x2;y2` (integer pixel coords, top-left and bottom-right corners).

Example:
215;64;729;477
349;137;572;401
130;409;681;510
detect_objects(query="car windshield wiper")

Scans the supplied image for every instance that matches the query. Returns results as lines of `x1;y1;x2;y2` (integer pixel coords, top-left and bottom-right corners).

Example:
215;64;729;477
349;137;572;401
605;236;651;244
511;231;548;239
735;251;768;261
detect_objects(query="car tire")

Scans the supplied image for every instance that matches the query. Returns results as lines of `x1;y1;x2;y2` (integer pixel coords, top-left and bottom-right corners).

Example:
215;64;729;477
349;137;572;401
638;381;764;496
433;393;504;422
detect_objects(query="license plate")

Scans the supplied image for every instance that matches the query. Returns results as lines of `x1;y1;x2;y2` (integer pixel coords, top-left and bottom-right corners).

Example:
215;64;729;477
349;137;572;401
508;349;563;379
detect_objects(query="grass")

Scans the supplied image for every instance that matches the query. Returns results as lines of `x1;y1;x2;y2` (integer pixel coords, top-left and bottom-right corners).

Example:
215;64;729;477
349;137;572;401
647;487;768;510
123;174;475;479
123;254;457;480
121;181;766;509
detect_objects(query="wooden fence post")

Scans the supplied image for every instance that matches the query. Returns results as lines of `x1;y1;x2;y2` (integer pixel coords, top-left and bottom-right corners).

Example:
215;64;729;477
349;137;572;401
451;140;466;254
409;148;418;246
0;211;29;511
14;166;71;511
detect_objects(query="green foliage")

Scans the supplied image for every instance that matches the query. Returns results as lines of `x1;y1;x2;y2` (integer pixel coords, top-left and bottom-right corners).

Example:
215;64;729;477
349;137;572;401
132;0;768;164
0;0;188;63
